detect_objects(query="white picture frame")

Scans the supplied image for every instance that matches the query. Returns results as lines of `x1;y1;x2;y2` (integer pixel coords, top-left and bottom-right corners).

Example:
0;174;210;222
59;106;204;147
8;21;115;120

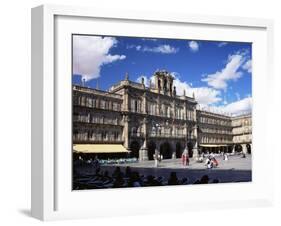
31;4;274;221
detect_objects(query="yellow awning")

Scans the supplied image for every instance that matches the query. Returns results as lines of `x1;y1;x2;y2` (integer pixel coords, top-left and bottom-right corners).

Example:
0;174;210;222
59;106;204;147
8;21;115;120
199;144;229;147
73;144;129;153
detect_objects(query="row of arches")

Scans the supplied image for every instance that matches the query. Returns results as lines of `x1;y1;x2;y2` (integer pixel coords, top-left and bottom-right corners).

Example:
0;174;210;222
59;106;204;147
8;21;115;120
129;140;194;160
235;144;251;154
200;144;251;154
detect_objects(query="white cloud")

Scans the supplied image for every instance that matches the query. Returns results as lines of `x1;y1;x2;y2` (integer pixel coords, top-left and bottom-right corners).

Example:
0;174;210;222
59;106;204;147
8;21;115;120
223;95;228;105
190;87;222;106
172;75;223;106
141;38;158;42
188;41;199;52
127;44;178;54
143;45;178;54
73;35;126;81
235;92;241;101
103;54;126;63
213;97;252;116
127;45;142;51
136;45;142;51
170;71;180;79
201;53;246;90
217;42;228;47
242;59;252;73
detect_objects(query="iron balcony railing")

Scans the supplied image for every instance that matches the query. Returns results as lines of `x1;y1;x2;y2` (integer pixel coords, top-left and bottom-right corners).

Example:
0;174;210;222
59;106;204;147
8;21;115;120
148;133;188;139
73;137;124;143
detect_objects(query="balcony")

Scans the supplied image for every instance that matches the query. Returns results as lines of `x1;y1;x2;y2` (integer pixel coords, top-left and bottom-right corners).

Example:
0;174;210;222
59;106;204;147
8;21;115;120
200;140;233;145
200;130;232;135
73;118;123;127
129;132;144;138
187;135;197;140
73;137;124;144
148;133;186;139
232;130;251;135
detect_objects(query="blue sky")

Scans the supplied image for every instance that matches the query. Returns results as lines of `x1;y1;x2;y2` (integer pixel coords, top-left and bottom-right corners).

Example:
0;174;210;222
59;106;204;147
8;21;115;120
73;35;252;115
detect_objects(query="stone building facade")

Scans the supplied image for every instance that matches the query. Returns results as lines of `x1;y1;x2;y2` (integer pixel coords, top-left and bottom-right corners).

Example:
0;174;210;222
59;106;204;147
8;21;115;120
231;114;252;154
197;110;233;153
197;111;252;154
73;70;252;160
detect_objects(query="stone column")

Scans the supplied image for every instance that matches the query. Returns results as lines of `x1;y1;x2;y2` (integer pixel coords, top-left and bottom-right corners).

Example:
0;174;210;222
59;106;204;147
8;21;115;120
109;100;113;110
123;115;130;151
167;79;171;96
183;102;187;120
172;122;176;137
232;145;235;154
172;100;176;119
161;78;164;95
122;86;131;155
184;122;188;143
139;117;148;161
192;108;198;158
242;143;247;155
157;96;160;116
192;126;198;158
142;92;147;114
123;88;129;112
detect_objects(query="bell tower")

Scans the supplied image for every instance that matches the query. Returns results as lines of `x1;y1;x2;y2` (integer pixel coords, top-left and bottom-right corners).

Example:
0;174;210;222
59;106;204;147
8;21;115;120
154;70;174;96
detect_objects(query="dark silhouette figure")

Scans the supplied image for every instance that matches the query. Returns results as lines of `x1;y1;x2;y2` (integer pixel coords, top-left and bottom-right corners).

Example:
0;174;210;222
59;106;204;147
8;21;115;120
168;172;179;185
200;175;209;184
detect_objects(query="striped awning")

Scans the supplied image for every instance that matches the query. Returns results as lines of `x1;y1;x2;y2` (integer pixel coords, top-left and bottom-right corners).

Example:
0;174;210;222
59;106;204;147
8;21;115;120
73;144;129;153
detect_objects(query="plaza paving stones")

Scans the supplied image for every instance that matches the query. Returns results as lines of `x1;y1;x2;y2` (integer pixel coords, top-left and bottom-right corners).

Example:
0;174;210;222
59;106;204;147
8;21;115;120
101;154;252;184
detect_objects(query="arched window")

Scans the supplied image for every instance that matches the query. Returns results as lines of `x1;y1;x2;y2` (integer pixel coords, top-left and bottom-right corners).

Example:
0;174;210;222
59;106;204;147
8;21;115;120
81;96;86;106
73;96;79;105
151;126;156;136
134;100;138;112
131;127;137;135
164;78;167;91
114;131;119;140
100;100;105;109
102;131;107;140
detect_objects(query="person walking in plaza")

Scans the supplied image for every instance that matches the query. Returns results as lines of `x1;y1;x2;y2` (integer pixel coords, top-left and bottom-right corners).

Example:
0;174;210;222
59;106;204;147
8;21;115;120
154;149;160;167
212;157;219;167
223;152;228;161
181;147;189;166
205;156;212;169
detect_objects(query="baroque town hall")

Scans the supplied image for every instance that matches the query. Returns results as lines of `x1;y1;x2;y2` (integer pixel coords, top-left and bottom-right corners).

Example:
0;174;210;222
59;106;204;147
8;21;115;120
73;70;252;160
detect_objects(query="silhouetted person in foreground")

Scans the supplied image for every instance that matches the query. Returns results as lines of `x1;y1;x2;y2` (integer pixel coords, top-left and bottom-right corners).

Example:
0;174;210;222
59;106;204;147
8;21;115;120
200;175;209;184
112;166;124;178
168;172;179;185
113;174;125;188
125;166;132;178
128;171;142;187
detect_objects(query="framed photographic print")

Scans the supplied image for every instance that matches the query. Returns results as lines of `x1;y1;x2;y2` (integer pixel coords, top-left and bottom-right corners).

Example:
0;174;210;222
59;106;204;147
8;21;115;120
31;4;274;221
